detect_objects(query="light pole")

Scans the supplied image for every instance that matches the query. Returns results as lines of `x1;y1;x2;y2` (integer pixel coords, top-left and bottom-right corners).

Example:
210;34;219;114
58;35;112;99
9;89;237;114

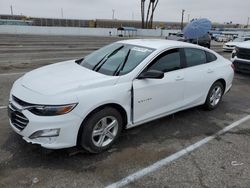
10;5;14;18
61;8;64;19
112;9;115;20
247;17;250;28
181;9;185;30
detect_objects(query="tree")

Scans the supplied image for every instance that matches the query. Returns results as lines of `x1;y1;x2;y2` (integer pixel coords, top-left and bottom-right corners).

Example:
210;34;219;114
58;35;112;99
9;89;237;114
141;0;159;29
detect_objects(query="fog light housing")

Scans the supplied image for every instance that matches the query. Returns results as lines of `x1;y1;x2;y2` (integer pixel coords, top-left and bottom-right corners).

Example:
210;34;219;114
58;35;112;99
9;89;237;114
29;129;60;139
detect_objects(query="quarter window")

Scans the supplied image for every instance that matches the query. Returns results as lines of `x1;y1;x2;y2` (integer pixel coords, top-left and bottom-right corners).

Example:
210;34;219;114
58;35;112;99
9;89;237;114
206;51;217;62
184;48;206;67
148;49;181;72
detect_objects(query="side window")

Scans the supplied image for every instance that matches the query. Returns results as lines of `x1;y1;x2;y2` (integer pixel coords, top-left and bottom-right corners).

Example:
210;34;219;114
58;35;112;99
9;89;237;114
184;48;206;67
148;49;181;72
206;51;217;63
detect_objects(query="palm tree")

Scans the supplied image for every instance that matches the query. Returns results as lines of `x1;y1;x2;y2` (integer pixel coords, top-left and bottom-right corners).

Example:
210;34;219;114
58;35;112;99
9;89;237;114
141;0;159;29
141;0;146;28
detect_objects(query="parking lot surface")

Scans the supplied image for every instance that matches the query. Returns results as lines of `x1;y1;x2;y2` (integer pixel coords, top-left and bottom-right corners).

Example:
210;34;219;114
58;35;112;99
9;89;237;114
0;35;249;188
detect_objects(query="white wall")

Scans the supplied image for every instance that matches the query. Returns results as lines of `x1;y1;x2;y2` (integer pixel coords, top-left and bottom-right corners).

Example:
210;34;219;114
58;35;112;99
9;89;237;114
0;25;118;36
2;25;248;38
0;25;178;37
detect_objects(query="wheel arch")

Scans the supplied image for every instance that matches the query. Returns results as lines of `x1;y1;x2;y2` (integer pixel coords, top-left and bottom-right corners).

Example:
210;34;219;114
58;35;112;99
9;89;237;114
215;78;226;93
76;103;128;146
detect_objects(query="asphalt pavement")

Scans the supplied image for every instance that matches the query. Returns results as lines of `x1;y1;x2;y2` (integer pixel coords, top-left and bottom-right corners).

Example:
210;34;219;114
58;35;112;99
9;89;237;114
0;34;249;188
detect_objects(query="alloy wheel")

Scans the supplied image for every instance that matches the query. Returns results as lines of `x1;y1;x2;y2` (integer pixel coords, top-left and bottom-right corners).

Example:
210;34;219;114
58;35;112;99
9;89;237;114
91;116;119;147
210;86;222;107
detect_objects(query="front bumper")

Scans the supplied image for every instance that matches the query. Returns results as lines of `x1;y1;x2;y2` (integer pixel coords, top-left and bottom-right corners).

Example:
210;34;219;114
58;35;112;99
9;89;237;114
9;103;83;149
8;77;84;149
223;46;234;51
232;58;250;74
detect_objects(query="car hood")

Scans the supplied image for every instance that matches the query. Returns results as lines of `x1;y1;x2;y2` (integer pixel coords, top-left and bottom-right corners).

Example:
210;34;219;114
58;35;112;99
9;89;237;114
225;41;239;46
236;41;250;48
20;60;119;95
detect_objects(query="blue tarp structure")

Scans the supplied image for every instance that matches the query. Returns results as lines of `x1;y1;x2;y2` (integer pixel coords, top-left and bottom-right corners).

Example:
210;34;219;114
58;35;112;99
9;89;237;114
183;18;212;39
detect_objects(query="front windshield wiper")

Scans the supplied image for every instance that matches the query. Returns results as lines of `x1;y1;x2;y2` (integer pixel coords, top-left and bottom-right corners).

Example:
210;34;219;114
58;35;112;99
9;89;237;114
93;45;124;72
114;49;131;76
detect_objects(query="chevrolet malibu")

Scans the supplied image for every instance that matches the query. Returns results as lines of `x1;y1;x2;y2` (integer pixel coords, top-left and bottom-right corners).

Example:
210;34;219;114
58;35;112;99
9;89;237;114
9;39;234;153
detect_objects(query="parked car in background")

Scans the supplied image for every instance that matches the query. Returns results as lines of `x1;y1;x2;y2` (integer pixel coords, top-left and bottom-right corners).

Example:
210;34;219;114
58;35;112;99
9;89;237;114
187;34;211;48
166;32;185;41
9;39;234;153
223;37;250;52
166;33;211;48
215;35;229;42
231;41;250;73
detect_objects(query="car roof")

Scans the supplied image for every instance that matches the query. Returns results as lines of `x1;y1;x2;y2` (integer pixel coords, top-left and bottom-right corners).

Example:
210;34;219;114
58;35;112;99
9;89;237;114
117;39;198;50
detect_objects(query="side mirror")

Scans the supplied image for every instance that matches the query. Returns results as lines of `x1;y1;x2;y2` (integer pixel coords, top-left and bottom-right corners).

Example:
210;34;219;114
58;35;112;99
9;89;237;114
137;70;164;79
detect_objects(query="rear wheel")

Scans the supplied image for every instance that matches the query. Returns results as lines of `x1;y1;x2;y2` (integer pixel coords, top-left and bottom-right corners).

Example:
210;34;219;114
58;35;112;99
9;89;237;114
79;107;123;153
204;82;224;110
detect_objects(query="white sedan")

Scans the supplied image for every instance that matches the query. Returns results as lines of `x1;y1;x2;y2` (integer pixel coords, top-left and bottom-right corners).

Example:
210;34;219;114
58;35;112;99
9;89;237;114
223;37;250;52
9;39;234;153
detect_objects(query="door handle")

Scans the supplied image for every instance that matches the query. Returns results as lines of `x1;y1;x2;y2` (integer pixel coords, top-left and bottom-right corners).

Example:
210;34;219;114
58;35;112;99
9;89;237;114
207;69;214;73
175;76;184;81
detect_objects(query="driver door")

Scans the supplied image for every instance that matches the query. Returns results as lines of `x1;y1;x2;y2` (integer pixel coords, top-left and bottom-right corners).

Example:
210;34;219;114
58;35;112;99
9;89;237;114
132;48;185;124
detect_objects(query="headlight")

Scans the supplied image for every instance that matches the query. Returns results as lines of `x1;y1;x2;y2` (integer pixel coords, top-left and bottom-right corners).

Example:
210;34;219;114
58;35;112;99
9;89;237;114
232;47;238;58
29;103;77;116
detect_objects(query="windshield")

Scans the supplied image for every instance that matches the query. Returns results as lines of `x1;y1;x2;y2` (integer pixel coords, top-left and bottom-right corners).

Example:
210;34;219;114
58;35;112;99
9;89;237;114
233;38;244;42
79;43;154;76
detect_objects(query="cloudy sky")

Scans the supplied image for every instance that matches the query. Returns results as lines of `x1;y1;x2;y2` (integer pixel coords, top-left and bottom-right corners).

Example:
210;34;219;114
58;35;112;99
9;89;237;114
0;0;249;24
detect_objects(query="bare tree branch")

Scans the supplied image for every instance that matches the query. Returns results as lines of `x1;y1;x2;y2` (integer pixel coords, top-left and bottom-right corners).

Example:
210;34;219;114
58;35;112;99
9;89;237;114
146;1;153;28
141;0;146;28
149;0;159;28
141;0;159;29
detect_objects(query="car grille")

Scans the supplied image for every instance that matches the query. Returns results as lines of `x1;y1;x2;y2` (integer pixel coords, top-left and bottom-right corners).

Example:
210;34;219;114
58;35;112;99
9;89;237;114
8;96;30;131
237;48;250;60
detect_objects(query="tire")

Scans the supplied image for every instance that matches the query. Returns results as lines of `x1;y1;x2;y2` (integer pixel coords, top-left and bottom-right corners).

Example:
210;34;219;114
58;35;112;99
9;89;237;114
79;107;123;153
204;82;224;110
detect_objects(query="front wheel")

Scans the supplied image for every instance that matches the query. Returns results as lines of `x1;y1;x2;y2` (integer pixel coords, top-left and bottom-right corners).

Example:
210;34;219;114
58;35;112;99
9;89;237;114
204;82;224;110
79;107;123;153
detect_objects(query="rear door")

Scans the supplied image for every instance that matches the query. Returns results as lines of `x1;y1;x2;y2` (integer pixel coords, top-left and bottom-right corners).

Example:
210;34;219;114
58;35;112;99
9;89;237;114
181;48;211;107
132;48;185;124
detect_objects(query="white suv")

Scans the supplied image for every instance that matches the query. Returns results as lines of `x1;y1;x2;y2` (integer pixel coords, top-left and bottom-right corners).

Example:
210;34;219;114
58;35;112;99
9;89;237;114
9;39;234;153
231;41;250;73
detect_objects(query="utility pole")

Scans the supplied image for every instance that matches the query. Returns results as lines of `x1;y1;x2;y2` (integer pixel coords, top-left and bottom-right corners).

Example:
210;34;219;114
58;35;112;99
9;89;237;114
112;9;115;20
10;5;14;18
181;9;185;30
187;14;190;23
247;17;250;28
61;8;64;19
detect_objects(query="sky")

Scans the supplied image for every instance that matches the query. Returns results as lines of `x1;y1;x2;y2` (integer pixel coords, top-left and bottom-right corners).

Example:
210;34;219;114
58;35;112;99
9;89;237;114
0;0;249;24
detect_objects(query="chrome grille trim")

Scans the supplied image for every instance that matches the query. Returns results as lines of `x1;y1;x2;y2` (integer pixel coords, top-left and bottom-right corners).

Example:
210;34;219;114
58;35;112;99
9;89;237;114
8;98;29;131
